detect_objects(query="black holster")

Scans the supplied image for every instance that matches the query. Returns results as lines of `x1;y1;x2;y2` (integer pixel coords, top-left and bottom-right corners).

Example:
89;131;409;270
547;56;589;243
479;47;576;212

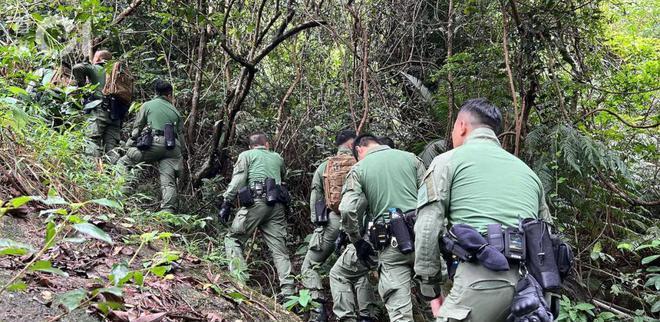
315;199;329;225
265;178;279;205
522;219;561;290
108;95;129;121
136;128;153;151
389;209;414;254
237;187;254;207
164;123;176;150
552;236;574;280
278;182;291;205
368;220;390;251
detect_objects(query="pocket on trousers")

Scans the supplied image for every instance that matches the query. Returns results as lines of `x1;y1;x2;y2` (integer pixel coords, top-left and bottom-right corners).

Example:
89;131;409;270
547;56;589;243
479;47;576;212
468;279;513;290
231;208;249;234
308;227;324;251
439;304;471;321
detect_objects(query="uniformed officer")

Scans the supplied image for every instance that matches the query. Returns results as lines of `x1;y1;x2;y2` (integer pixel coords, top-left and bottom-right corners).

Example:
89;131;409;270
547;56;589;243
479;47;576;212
73;50;120;156
414;98;553;321
329;134;426;322
117;79;184;214
218;133;296;299
301;129;377;322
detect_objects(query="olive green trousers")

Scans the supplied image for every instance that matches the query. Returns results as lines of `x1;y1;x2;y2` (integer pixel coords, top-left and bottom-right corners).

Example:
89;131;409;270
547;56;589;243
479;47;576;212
436;262;520;322
117;136;182;212
330;243;415;321
224;200;295;296
86;106;121;156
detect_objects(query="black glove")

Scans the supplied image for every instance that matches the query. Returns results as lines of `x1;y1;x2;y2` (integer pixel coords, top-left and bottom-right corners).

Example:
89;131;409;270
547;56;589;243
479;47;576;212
334;231;348;256
353;239;376;267
218;201;233;224
507;275;553;322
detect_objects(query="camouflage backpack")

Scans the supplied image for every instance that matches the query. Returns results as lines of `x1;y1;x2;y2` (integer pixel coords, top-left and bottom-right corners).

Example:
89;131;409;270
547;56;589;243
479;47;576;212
323;154;356;213
102;61;133;104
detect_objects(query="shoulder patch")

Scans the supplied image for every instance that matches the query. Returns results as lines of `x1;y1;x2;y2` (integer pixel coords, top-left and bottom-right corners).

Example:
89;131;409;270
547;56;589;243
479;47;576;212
417;170;438;208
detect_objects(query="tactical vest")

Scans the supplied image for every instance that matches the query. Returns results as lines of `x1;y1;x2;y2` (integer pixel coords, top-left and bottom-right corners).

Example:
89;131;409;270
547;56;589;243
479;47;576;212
323;154;356;212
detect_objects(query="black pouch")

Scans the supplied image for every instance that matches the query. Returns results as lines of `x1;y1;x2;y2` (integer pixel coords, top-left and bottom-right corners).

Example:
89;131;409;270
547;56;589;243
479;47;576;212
237;186;254;207
136;128;153;151
164;123;176;150
278;182;291;205
403;210;417;236
265;178;279;205
315;199;329;225
108;95;129;121
487;224;505;252
504;227;526;261
553;237;574;280
368;221;390;251
389;209;414;254
522;218;561;290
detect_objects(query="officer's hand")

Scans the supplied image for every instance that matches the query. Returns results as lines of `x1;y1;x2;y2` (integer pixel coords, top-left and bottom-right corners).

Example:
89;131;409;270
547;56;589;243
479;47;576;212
430;296;443;317
417;275;443;301
218;201;233;224
353;239;376;267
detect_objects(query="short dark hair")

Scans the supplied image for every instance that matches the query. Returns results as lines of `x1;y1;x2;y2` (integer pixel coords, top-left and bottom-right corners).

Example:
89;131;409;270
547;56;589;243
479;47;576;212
352;133;379;158
335;129;356;146
249;132;269;147
155;79;173;96
378;136;395;149
459;98;502;134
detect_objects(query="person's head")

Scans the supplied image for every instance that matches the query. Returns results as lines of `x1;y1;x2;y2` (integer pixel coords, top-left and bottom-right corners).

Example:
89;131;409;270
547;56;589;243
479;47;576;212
451;98;502;148
335;129;356;149
249;132;270;149
378;136;395;149
155;79;173;101
352;134;381;160
92;50;112;64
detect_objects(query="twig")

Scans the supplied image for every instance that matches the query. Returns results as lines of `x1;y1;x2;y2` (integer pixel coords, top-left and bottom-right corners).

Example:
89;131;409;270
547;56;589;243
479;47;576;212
592;299;632;318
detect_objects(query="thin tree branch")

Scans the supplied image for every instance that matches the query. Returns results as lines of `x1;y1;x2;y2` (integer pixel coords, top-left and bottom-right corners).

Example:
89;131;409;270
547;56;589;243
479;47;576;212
252;20;327;64
579;108;659;129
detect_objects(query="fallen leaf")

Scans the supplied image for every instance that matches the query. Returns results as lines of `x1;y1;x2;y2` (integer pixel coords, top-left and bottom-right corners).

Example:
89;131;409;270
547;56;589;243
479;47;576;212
133;312;167;322
41;290;53;301
205;312;224;322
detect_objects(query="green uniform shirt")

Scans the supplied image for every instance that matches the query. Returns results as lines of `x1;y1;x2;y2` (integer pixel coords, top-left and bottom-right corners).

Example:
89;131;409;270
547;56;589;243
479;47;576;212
72;63;106;96
414;127;552;279
339;145;426;242
223;147;285;202
131;96;185;150
309;146;353;222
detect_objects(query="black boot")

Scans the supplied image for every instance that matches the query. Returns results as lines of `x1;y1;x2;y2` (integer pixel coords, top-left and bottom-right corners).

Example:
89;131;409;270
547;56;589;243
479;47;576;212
357;316;374;322
308;304;329;322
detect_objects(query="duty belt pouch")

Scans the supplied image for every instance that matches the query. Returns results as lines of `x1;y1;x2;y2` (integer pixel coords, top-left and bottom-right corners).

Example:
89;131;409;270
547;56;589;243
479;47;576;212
109;95;129;121
136;128;153;151
278;183;291;205
164;123;176;150
522;219;561;290
487;224;505;252
368;221;389;251
237;186;254;207
315;199;329;225
552;236;574;280
504;227;526;261
265;178;279;205
389;209;414;254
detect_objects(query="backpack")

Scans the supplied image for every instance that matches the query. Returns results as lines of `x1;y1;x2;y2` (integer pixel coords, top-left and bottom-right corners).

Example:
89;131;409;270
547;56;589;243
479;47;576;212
323;154;356;213
50;66;74;87
102;61;133;104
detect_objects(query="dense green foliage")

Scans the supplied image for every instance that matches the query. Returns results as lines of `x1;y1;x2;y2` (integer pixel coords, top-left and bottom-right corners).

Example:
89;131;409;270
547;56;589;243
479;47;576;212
1;0;658;320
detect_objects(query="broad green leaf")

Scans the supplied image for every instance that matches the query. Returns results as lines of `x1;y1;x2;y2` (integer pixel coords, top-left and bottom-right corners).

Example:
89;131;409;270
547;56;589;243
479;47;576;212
616;243;633;251
55;288;86;312
133;271;144;286
7;86;28;96
0;238;34;256
39;196;68;206
284;297;298;310
73;223;113;244
652;300;660;313
226;290;247;304
45;221;57;249
149;266;168;277
574;302;595;311
29;260;68;277
644;275;660;290
88;198;122;209
9;196;32;208
63;237;87;243
7;281;27;292
642;255;660;265
109;263;130;286
94;286;123;297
